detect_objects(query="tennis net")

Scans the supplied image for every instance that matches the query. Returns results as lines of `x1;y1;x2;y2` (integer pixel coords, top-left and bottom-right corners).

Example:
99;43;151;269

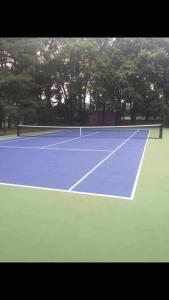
17;124;163;139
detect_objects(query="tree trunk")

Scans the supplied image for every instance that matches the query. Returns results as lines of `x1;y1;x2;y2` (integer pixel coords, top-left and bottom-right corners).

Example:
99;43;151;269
62;85;69;123
115;110;121;125
145;110;149;121
102;104;105;124
3;118;6;135
0;115;3;129
83;97;86;124
89;95;92;113
89;84;92;113
45;88;51;105
64;97;69;123
7;117;12;129
131;112;136;124
79;98;82;124
130;101;136;124
68;97;73;125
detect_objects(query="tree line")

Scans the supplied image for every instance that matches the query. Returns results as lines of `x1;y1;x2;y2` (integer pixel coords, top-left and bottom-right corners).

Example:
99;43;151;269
0;37;169;132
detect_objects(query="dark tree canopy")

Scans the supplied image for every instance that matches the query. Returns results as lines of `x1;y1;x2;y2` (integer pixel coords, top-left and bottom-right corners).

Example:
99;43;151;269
1;37;169;133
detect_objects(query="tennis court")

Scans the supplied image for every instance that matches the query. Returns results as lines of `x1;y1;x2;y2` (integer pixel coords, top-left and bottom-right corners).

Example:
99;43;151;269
1;37;169;263
0;125;169;262
0;124;162;200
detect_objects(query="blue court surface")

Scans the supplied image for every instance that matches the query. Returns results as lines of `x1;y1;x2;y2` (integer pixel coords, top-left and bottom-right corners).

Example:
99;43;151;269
0;129;149;200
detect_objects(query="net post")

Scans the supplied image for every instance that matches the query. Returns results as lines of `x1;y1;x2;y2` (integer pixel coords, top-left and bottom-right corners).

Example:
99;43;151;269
80;127;82;137
159;124;163;139
17;125;20;136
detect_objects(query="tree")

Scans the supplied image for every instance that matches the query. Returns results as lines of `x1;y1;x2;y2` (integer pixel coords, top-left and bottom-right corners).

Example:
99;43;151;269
0;38;42;129
1;37;169;131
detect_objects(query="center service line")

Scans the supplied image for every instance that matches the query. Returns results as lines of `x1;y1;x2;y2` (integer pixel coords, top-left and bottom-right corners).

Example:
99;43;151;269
41;131;99;148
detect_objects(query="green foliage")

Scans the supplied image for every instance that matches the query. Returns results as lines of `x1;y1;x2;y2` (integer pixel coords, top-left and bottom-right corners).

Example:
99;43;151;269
1;37;169;129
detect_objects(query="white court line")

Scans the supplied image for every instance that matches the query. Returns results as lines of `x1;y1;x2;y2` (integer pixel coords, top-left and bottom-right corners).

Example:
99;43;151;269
0;134;56;144
0;137;25;144
0;129;75;145
41;131;99;148
0;145;111;152
130;131;150;200
41;136;83;148
0;135;50;144
69;130;139;191
0;182;132;200
46;147;110;152
0;130;149;200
